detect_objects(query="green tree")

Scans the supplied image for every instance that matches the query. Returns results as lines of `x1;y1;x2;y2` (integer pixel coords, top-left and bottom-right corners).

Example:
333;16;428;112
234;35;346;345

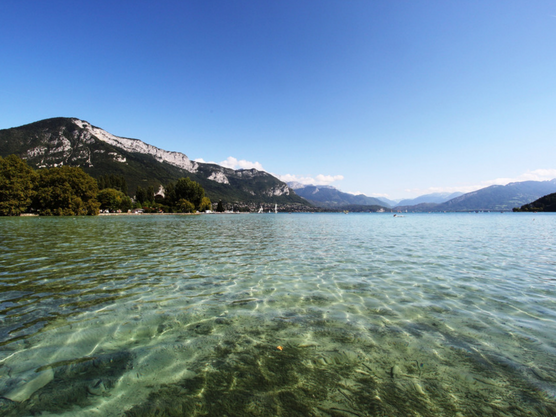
199;196;212;212
97;188;131;212
97;175;106;190
173;177;204;209
135;186;147;205
97;174;128;194
120;194;132;212
34;166;100;215
176;198;195;213
161;177;207;212
97;188;120;211
216;200;224;212
0;155;38;216
146;185;155;203
163;182;176;206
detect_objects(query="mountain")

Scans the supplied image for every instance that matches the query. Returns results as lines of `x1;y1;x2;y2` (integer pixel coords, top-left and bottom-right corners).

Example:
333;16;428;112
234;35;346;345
289;183;389;209
374;196;400;207
395;180;556;212
396;192;463;207
514;192;556;212
0;118;310;209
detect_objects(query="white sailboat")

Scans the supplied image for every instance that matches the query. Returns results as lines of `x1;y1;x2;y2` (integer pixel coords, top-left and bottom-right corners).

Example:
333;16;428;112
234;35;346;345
275;204;278;214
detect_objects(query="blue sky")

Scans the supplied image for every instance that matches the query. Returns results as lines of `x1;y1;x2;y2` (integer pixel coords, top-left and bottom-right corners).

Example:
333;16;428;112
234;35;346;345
1;1;555;199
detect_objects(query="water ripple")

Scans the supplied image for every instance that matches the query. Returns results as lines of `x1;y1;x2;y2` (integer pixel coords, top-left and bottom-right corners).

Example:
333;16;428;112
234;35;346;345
1;213;556;416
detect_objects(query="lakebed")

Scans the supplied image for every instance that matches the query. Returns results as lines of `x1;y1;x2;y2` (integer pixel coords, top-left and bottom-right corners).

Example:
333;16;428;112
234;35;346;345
1;213;555;416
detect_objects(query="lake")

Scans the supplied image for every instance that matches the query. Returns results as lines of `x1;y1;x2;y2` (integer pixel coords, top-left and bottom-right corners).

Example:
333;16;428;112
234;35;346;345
1;213;555;416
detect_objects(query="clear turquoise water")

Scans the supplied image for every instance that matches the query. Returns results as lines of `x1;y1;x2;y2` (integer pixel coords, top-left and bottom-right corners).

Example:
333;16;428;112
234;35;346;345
1;213;555;416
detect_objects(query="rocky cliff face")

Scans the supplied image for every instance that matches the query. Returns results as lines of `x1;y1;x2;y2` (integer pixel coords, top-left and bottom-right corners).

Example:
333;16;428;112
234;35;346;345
72;119;199;173
18;119;96;168
18;117;199;173
0;117;305;206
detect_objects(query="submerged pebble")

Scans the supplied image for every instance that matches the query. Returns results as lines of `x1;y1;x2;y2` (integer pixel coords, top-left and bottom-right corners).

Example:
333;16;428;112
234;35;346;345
87;379;107;396
390;365;401;378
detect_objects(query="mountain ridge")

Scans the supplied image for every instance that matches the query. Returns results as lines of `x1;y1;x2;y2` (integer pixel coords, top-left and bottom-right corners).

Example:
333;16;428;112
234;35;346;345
396;192;463;207
395;180;556;212
0;117;309;209
288;183;389;209
3;117;555;212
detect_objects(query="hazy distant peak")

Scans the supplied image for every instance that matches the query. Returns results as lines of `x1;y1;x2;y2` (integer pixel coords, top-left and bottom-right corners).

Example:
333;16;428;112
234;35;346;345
286;181;306;190
396;191;464;207
286;182;336;190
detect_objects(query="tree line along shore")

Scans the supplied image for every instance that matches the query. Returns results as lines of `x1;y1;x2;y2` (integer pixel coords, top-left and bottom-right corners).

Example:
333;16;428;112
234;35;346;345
0;155;213;216
4;154;554;216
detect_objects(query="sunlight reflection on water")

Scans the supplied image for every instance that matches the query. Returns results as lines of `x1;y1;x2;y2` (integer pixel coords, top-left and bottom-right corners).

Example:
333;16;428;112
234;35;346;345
1;213;555;416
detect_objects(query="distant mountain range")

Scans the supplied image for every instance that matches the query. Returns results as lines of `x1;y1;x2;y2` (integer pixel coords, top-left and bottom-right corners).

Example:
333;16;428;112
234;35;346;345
396;192;464;207
373;196;399;207
288;186;467;209
290;180;556;213
2;117;554;212
288;183;388;209
0;118;309;209
395;180;556;212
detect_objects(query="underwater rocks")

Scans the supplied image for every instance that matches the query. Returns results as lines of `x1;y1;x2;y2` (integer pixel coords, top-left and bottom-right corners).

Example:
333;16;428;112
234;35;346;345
124;344;328;417
0;396;18;414
2;350;133;416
